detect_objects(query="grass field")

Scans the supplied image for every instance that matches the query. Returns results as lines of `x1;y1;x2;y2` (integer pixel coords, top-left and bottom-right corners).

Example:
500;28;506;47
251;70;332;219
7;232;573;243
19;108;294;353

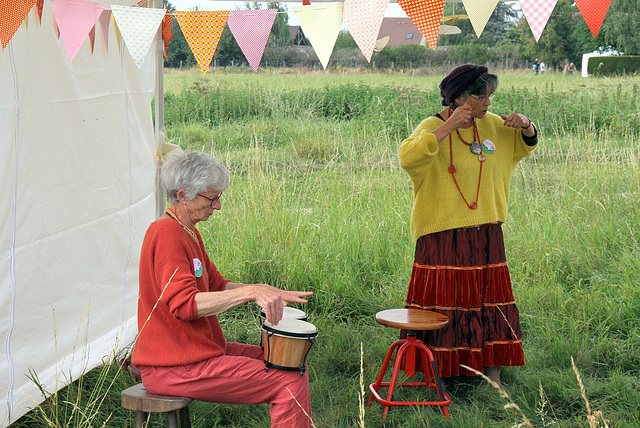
15;68;640;427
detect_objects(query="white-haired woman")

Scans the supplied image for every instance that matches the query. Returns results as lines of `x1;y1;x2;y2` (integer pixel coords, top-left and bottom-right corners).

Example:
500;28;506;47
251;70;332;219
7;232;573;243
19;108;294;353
132;151;313;427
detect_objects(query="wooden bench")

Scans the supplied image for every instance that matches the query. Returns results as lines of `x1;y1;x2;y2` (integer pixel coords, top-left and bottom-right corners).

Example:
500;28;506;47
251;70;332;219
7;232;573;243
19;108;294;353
121;383;192;428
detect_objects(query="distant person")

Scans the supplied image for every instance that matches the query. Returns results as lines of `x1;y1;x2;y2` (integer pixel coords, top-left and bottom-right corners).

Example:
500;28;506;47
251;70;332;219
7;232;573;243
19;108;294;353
563;61;570;74
132;151;314;427
398;64;538;387
540;61;546;74
533;58;539;74
567;63;575;75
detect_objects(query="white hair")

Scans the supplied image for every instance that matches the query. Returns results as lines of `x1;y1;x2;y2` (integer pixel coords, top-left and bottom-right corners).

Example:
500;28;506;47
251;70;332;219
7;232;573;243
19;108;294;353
161;151;229;204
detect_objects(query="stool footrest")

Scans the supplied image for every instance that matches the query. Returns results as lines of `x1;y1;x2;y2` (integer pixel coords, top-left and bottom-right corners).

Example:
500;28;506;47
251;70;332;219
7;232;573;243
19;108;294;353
369;382;451;407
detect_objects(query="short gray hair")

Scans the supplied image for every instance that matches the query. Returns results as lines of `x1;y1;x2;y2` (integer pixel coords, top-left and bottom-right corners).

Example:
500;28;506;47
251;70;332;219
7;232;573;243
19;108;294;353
162;151;229;204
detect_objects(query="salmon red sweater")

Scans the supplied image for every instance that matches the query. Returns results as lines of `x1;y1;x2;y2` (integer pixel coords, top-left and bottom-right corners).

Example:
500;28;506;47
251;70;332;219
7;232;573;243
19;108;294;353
131;217;230;367
399;112;537;241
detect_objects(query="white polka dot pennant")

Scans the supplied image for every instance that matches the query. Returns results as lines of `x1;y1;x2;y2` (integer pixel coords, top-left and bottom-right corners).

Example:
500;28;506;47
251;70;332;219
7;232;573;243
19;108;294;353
111;4;166;68
461;0;499;38
343;0;389;62
293;3;344;69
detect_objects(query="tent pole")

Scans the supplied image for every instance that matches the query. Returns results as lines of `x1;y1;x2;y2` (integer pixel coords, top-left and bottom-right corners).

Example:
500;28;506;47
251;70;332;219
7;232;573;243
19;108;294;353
152;0;165;219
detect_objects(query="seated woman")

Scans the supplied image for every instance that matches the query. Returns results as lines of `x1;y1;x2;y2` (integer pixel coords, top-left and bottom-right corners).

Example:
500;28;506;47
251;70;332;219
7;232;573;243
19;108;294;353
131;151;314;428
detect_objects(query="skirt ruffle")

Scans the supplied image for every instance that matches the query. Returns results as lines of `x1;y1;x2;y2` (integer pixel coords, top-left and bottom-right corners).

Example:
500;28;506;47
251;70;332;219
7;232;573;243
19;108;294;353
405;223;525;378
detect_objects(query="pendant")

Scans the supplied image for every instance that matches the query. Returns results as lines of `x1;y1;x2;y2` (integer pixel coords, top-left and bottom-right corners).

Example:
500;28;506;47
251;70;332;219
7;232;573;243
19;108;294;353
470;202;478;210
470;142;482;155
478;155;486;162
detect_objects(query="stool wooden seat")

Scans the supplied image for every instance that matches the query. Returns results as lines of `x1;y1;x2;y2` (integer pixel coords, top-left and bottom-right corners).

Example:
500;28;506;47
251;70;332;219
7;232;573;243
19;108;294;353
368;308;451;419
121;384;192;428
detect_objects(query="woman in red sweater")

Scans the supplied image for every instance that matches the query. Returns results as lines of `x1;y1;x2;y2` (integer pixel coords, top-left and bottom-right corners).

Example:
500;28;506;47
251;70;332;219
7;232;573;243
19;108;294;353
132;151;314;427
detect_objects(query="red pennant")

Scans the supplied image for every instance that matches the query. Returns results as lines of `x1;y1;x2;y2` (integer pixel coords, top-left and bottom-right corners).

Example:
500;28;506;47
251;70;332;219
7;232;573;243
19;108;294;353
574;0;612;38
162;12;172;60
0;0;38;48
397;0;445;49
36;0;44;24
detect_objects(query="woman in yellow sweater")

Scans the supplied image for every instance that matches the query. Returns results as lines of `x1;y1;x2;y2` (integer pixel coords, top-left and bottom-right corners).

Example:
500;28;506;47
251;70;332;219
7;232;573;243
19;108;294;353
398;64;538;387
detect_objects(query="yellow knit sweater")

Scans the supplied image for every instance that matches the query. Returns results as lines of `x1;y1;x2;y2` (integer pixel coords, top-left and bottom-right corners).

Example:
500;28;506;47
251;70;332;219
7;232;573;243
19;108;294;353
399;112;537;241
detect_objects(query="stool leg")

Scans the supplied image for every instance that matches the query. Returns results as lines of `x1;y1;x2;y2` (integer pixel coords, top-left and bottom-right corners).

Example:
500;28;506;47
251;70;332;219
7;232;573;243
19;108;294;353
368;339;405;406
135;411;147;428
416;341;450;419
179;406;192;428
167;411;179;428
383;340;413;418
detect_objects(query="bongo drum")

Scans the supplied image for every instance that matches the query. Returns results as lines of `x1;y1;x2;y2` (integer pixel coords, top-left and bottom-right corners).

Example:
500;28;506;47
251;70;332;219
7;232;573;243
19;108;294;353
259;307;308;347
262;318;318;375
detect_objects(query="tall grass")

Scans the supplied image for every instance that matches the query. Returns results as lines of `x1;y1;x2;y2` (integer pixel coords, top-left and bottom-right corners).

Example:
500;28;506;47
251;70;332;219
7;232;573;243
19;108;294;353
14;70;639;427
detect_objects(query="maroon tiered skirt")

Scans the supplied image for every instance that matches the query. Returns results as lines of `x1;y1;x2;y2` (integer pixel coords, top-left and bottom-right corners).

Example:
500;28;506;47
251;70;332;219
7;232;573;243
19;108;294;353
405;223;525;378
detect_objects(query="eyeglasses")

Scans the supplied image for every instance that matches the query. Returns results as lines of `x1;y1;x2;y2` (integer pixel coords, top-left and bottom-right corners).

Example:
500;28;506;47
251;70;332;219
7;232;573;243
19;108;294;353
470;94;494;103
197;192;223;206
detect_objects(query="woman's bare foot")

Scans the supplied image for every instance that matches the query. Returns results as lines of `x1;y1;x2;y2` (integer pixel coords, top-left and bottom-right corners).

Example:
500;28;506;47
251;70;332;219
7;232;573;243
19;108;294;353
485;366;503;388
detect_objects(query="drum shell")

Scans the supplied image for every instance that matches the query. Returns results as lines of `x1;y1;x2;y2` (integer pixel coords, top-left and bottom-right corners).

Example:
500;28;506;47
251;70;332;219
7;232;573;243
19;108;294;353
262;319;317;371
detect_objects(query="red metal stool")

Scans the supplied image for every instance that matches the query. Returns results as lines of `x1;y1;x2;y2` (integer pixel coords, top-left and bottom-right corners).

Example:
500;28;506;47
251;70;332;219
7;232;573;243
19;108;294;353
368;308;451;418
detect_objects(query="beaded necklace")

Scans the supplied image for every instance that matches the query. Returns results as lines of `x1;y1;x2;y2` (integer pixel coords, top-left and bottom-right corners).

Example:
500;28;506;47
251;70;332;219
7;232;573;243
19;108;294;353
447;108;485;210
165;208;199;243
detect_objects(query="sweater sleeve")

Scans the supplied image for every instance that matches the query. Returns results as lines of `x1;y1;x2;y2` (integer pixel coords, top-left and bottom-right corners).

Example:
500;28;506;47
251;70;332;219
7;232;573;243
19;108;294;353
155;255;201;321
398;117;441;181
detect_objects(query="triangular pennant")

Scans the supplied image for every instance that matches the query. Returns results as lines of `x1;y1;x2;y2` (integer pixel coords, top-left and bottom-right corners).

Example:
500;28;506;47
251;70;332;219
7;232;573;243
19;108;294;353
50;0;105;62
89;25;96;53
111;4;166;68
462;0;499;38
0;0;38;49
36;0;44;24
174;11;229;75
162;12;172;60
343;0;389;62
519;0;557;42
574;0;612;38
227;9;277;73
99;9;111;52
397;0;445;49
293;3;344;69
111;13;122;51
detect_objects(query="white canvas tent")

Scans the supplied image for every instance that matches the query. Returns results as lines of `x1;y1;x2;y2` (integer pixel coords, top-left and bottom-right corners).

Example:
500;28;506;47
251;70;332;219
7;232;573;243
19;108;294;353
0;1;159;425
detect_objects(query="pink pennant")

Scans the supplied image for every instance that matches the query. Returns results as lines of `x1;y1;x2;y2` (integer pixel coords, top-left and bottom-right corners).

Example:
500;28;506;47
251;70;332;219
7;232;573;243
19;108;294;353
574;0;612;38
50;0;105;62
227;10;277;73
99;10;111;52
344;0;390;62
519;0;557;42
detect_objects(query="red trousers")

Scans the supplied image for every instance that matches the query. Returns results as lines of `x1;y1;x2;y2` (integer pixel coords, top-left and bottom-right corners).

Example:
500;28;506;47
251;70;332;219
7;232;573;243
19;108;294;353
141;342;312;428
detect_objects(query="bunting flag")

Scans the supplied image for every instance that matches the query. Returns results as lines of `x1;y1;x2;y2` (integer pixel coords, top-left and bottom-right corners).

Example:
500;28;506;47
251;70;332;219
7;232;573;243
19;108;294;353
293;3;344;69
462;0;499;38
519;0;557;42
50;0;105;62
0;0;38;48
112;4;166;68
227;10;277;73
36;0;44;24
574;0;612;38
397;0;445;50
89;25;95;53
112;13;122;52
175;11;229;75
343;0;389;62
162;12;172;60
99;10;111;52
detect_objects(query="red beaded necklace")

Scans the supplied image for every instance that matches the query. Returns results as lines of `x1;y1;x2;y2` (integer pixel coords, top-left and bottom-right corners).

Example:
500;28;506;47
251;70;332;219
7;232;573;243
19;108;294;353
447;108;484;210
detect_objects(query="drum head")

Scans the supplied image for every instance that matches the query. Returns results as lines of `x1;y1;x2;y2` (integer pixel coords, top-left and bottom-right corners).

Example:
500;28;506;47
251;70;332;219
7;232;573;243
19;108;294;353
263;318;318;337
259;306;307;320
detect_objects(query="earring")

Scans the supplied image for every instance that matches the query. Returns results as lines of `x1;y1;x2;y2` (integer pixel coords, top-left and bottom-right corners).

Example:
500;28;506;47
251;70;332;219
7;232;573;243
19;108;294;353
183;202;186;205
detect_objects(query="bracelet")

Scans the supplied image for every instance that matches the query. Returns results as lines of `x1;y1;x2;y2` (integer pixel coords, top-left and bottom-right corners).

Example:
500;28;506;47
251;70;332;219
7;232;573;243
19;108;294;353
521;115;532;129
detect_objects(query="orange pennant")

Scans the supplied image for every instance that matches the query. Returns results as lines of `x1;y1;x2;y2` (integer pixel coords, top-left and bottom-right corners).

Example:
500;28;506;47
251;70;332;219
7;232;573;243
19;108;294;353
174;11;229;75
89;25;95;54
397;0;445;50
574;0;612;38
36;0;44;24
162;12;172;60
0;0;38;48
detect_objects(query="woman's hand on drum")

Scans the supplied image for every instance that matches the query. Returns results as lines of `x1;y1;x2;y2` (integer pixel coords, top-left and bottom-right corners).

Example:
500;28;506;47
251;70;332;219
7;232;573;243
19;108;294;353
253;284;313;325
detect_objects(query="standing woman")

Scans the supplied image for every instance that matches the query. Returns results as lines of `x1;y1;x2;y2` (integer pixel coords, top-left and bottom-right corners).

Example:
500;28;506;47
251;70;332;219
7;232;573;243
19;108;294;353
398;64;538;386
